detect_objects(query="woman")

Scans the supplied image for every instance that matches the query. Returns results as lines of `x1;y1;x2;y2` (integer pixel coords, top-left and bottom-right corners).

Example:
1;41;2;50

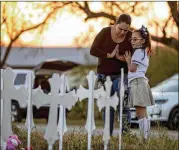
120;25;155;140
90;13;133;135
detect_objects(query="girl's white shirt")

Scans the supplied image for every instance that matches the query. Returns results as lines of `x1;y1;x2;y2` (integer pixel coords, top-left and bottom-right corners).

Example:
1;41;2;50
128;48;149;83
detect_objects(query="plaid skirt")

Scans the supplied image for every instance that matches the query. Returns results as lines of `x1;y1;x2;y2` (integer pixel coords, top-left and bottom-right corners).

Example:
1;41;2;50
128;77;155;107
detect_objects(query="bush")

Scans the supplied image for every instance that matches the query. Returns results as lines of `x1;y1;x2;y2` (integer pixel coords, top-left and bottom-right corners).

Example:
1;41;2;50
146;46;178;87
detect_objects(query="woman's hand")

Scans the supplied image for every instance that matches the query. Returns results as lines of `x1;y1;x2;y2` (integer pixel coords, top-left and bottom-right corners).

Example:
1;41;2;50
107;45;118;58
124;51;131;64
116;50;126;61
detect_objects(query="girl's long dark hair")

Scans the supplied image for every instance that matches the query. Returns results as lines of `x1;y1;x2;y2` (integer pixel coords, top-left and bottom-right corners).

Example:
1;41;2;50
134;25;153;57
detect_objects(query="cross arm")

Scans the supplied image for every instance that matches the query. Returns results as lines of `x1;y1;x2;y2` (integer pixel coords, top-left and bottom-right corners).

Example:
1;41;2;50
109;92;119;110
97;97;106;111
97;92;118;111
32;86;50;109
13;85;29;107
58;90;78;110
94;86;104;99
77;85;89;101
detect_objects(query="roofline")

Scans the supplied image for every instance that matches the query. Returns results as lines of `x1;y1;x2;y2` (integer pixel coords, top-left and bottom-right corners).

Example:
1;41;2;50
3;66;35;70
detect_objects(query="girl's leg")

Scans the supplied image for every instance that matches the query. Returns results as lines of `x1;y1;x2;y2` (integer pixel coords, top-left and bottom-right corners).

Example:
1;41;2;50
135;106;150;140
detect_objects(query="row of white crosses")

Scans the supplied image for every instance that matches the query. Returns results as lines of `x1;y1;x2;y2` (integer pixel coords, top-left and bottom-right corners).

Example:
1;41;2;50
1;67;125;150
0;68;78;150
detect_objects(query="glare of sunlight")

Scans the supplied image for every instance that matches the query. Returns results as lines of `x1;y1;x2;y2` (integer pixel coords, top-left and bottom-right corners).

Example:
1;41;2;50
2;35;10;44
131;16;148;29
153;2;169;20
17;2;26;9
20;32;35;43
40;11;89;47
90;2;103;12
17;2;48;25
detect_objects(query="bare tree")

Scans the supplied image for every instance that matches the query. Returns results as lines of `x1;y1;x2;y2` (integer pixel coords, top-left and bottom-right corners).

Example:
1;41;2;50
71;2;178;51
0;2;71;68
1;2;178;68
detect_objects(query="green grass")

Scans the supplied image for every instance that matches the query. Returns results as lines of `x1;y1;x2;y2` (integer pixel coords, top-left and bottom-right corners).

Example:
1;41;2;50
20;119;118;128
12;123;178;150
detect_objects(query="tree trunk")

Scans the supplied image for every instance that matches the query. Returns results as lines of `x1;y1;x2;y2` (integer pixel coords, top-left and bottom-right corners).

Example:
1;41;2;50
1;42;13;68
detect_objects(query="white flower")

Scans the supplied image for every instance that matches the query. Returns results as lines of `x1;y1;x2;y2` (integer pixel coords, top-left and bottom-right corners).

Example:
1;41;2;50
11;139;18;146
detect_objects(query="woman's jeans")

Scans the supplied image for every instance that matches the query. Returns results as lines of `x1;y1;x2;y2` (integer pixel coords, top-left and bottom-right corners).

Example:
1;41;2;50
97;74;131;136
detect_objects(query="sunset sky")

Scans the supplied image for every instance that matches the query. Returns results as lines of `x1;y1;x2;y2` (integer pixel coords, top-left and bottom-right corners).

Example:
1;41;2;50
1;2;178;48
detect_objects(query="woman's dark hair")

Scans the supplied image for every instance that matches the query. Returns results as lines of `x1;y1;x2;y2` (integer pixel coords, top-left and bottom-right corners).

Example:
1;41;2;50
134;25;153;58
116;14;131;25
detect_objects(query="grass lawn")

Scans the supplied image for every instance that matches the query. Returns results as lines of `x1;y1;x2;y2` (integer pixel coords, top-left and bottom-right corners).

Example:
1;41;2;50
11;123;178;150
20;118;121;128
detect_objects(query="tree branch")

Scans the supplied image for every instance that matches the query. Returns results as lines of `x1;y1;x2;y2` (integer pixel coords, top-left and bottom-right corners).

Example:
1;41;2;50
73;2;178;51
1;2;71;68
167;2;179;28
1;3;6;25
151;35;178;51
85;12;116;21
131;2;138;13
74;2;116;21
162;15;172;37
111;2;124;13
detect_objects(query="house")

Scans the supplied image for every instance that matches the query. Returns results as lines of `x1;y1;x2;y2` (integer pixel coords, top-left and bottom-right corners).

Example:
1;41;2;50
1;46;97;69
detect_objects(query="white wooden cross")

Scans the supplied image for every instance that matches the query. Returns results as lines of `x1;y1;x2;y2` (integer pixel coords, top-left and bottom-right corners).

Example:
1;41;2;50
57;74;77;150
77;71;104;150
97;77;119;150
1;69;4;148
25;72;35;150
119;68;125;150
1;68;28;141
32;73;78;150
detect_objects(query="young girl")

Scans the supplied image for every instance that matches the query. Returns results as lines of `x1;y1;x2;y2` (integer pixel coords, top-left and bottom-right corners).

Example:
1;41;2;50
117;25;155;140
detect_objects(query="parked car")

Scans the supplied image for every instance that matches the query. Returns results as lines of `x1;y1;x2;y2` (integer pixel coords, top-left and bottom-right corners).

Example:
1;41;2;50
2;60;80;122
33;59;79;91
31;60;80;121
130;74;179;130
